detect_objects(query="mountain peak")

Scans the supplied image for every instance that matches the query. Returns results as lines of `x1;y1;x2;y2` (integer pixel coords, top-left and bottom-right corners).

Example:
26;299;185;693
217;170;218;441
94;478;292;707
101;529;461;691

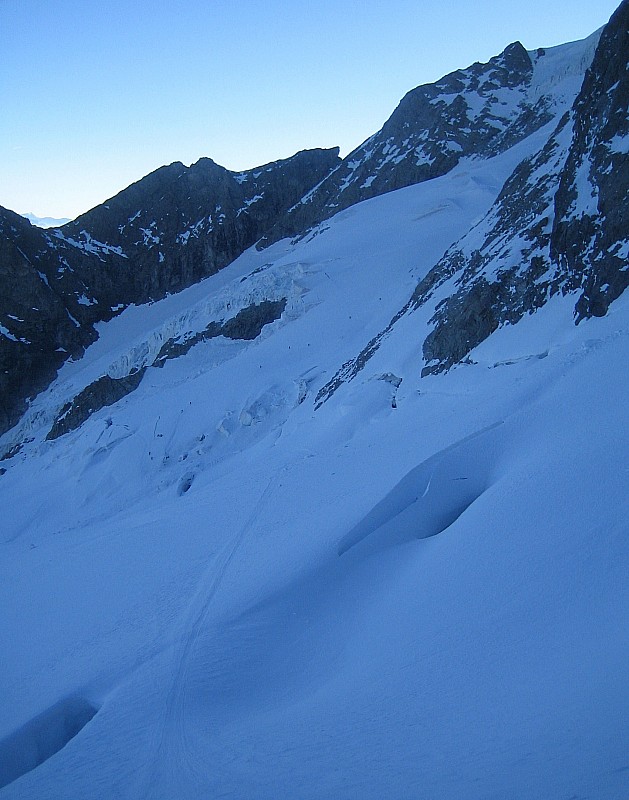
258;33;595;249
501;39;530;63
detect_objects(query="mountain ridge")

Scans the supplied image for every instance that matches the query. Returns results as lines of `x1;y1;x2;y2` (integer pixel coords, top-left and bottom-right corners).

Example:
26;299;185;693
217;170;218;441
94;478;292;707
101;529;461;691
256;30;601;248
0;6;625;444
0;147;340;435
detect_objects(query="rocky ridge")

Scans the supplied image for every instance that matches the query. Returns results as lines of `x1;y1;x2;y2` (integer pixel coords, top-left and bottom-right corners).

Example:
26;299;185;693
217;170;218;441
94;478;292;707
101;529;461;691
313;2;628;399
258;33;600;247
0;148;339;435
418;0;629;375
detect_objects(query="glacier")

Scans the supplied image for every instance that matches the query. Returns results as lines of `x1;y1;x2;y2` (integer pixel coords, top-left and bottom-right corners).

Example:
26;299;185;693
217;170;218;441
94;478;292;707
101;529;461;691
0;15;628;800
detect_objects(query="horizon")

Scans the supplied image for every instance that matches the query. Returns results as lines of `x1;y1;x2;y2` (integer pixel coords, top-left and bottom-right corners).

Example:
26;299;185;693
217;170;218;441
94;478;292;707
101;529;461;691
1;0;621;220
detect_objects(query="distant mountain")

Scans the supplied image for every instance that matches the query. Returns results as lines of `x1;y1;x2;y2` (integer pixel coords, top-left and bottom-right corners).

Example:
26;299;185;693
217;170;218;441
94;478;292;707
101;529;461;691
21;213;72;228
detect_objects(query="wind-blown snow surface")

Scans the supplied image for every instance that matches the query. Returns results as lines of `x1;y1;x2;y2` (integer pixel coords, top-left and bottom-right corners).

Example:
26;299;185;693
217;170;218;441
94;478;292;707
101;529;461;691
1;132;628;798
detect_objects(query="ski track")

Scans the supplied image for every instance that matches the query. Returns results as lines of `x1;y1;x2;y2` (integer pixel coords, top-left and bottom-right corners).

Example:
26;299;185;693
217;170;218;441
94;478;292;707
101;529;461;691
141;471;280;797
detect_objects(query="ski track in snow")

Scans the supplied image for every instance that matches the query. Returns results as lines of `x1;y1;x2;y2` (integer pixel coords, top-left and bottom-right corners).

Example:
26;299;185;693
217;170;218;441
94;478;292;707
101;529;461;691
141;470;280;796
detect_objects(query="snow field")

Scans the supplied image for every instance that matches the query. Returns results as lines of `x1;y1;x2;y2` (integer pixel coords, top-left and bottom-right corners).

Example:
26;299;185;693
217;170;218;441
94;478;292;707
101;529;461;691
1;97;629;797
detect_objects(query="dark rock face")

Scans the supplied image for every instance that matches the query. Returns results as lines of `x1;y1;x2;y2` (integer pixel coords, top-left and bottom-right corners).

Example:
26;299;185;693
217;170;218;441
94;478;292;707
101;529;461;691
414;0;629;376
154;299;287;365
61;148;341;306
0;208;102;434
0;148;339;435
416;114;574;374
260;41;557;247
551;0;629;321
46;369;147;441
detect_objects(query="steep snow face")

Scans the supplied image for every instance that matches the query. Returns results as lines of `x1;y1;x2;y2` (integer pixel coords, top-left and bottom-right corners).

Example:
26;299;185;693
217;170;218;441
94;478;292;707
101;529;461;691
1;80;629;800
527;28;602;108
2;138;527;462
261;32;600;248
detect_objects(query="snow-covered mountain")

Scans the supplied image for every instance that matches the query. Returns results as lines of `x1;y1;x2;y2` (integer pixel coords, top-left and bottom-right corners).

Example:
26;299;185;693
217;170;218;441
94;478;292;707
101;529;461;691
258;29;601;247
0;2;628;798
0;148;340;435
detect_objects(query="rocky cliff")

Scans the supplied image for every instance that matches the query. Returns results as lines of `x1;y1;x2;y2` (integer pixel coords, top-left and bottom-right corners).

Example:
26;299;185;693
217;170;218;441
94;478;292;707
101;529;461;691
417;0;629;375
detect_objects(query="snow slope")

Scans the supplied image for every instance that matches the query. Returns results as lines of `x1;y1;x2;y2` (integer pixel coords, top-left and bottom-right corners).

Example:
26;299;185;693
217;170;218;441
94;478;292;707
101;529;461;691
1;43;629;800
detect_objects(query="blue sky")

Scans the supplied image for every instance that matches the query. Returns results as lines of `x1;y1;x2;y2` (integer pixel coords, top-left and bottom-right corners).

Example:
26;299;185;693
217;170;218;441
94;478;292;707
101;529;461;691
0;0;620;219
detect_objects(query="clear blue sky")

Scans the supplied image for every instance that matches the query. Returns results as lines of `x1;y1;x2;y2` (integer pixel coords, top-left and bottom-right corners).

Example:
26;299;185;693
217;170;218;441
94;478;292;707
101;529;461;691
0;0;620;219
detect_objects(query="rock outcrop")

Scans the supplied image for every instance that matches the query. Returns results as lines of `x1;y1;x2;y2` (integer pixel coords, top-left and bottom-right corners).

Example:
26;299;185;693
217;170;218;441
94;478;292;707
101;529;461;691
551;0;629;322
417;0;629;375
0;208;102;434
